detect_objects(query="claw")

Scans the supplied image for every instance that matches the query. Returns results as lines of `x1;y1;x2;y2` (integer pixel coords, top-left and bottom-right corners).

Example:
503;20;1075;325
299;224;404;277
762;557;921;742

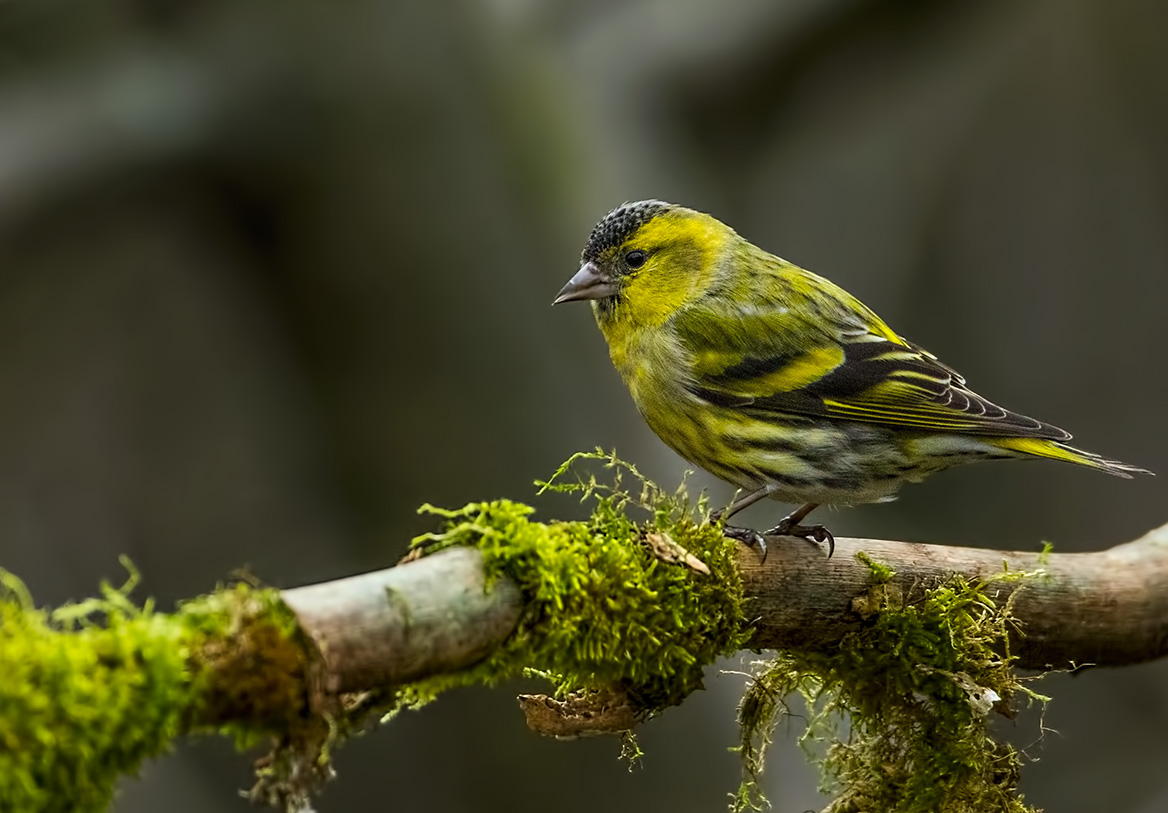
816;527;836;559
720;523;769;564
766;521;835;559
713;498;834;562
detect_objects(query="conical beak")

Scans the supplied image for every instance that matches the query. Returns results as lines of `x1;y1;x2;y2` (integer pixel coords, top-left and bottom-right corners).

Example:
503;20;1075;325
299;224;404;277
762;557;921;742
552;262;617;304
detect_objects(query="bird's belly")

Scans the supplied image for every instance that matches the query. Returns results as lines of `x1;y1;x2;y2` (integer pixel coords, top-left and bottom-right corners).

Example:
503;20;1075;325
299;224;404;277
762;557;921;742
639;395;924;506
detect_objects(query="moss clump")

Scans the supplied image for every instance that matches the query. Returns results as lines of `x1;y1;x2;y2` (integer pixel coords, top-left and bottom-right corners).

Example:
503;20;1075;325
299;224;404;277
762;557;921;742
0;562;313;813
0;563;196;813
404;450;752;715
181;584;312;738
735;554;1046;813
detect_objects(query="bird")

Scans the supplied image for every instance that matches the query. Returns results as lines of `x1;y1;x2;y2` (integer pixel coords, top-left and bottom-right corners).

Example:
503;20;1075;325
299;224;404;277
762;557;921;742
553;200;1151;559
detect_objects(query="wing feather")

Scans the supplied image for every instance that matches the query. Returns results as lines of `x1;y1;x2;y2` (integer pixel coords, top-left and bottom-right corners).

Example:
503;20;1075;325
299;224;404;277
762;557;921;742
679;303;1070;441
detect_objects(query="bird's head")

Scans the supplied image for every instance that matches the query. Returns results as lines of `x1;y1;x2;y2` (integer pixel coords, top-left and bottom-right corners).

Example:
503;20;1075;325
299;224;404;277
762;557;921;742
554;200;733;334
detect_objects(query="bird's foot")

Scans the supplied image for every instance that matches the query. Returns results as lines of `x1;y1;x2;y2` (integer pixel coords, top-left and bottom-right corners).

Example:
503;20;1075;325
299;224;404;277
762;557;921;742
764;519;835;558
719;523;769;564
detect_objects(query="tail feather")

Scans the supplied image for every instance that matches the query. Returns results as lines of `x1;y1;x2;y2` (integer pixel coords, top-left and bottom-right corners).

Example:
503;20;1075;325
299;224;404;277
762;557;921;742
990;437;1153;478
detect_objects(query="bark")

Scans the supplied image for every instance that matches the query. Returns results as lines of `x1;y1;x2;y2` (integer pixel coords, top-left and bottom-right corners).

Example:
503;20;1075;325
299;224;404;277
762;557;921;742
281;547;523;693
279;522;1168;694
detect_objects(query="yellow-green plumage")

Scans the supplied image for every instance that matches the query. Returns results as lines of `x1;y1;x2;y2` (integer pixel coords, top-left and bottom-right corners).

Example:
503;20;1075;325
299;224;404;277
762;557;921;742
554;201;1149;536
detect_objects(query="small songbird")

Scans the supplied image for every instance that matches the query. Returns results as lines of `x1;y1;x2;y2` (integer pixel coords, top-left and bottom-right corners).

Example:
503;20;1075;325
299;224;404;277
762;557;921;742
553;200;1150;557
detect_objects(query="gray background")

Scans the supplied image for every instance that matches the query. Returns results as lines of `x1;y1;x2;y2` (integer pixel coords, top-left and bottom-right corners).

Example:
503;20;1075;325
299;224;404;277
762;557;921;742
1;0;1165;810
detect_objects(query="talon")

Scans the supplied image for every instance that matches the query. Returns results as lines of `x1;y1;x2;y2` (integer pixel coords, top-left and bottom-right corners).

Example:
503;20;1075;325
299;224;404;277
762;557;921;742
765;521;835;559
719;523;769;564
819;528;836;559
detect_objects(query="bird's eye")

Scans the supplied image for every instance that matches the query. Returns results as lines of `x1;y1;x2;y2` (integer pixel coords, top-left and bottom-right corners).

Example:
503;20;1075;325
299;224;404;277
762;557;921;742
625;249;648;269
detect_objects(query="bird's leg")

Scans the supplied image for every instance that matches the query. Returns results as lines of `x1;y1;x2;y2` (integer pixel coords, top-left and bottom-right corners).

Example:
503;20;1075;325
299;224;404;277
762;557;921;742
711;485;777;562
764;502;834;558
713;484;776;522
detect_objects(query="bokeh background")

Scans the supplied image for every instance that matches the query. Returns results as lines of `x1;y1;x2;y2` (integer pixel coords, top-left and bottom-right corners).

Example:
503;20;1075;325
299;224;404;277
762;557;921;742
2;0;1166;810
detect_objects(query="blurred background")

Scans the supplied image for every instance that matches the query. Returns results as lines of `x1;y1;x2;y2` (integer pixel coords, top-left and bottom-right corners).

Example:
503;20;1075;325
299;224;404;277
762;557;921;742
1;0;1166;810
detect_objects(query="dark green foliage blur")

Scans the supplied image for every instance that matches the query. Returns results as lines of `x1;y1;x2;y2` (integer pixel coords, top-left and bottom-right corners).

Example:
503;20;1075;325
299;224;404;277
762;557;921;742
0;1;1164;811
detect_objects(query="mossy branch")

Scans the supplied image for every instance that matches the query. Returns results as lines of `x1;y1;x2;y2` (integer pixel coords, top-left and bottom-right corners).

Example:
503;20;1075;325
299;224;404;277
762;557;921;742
284;523;1168;690
3;453;1165;813
738;522;1168;670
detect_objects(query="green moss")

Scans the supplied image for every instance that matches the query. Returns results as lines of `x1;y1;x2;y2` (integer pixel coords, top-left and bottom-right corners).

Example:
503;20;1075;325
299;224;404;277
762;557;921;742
735;556;1047;813
403;450;753;714
0;562;192;812
0;562;315;813
181;584;311;737
854;549;896;583
1036;541;1054;566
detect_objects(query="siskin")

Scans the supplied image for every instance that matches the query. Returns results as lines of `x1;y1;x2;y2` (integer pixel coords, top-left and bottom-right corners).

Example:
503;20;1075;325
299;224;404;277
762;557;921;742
554;200;1150;557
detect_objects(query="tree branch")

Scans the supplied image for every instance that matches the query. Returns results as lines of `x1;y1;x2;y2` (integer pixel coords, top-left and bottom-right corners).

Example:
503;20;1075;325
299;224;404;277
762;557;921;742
280;522;1168;691
13;518;1163;809
739;523;1168;669
281;547;523;693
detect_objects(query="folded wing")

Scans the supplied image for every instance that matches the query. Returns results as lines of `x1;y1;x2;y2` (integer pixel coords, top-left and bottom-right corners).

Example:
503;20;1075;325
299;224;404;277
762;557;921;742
679;301;1071;441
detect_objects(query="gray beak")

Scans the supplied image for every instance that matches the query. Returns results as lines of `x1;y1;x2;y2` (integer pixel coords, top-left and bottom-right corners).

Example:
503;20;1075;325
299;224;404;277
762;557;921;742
553;262;617;304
